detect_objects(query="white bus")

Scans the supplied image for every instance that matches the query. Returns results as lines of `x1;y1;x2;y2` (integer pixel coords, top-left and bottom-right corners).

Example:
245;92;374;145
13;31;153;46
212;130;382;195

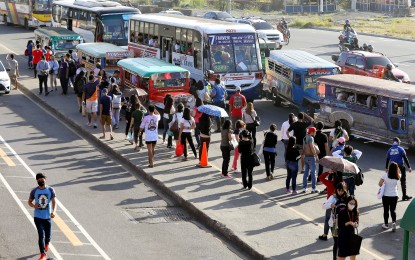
128;14;264;101
1;0;51;28
52;0;140;46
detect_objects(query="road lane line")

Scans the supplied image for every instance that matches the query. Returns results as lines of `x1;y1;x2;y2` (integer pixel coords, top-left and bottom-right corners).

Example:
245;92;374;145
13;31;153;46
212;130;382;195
53;214;83;246
0;173;63;260
0;147;16;166
0;136;112;260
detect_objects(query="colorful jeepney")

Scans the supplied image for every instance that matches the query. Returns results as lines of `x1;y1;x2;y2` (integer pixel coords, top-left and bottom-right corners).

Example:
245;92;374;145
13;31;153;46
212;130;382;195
315;74;415;149
118;58;195;111
76;42;132;75
34;27;83;56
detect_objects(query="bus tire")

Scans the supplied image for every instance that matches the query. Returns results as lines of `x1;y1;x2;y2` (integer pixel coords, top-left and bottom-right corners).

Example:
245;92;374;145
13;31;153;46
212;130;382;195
273;97;281;107
340;119;352;139
3;15;8;25
24;18;29;30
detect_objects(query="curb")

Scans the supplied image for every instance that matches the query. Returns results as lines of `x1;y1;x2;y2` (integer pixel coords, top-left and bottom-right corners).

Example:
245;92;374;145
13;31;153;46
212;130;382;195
17;84;266;260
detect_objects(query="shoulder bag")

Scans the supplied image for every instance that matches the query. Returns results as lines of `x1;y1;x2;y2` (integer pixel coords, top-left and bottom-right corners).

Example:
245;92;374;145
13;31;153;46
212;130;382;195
249;113;261;127
169;114;179;133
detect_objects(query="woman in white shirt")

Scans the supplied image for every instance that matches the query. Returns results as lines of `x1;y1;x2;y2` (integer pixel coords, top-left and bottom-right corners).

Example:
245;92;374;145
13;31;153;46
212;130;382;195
139;105;160;168
170;103;184;148
243;102;259;147
179;107;197;160
280;113;296;158
378;162;400;231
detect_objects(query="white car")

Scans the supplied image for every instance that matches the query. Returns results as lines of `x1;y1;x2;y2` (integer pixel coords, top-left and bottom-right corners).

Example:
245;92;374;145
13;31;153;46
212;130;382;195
159;9;184;16
0;61;11;94
236;18;284;49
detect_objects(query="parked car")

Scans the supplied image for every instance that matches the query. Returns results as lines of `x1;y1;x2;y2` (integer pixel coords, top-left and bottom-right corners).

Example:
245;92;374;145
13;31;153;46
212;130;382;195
332;50;411;83
202;11;235;22
159;9;184;15
0;60;11;94
235;17;284;49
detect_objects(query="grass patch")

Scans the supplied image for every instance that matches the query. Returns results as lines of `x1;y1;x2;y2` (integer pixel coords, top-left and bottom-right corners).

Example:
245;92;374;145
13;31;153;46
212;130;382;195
291;15;334;28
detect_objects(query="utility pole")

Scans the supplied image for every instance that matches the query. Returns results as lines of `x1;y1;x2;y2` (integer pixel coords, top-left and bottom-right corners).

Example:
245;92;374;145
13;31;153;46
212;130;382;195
226;0;231;14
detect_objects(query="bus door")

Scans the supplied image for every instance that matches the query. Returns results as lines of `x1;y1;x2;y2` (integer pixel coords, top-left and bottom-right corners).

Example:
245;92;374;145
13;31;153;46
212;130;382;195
67;8;73;31
389;99;408;135
291;71;303;104
161;37;172;63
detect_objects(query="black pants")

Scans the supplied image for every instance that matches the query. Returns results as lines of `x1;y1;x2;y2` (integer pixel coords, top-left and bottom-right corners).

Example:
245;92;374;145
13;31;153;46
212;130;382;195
199;137;210;161
263;151;276;176
241;159;253;188
33;63;38;77
214;101;225;131
246;123;257;147
398;164;408;197
133;128;143;146
38;75;48;94
181;132;197;158
382;196;398;224
34;217;51;254
60;76;69;94
220;146;231;176
332;236;338;260
125;112;132;136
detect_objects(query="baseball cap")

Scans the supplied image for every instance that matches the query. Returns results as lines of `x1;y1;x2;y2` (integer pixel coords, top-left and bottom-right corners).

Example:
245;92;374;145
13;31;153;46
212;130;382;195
393;137;400;143
235;86;241;92
102;88;108;94
307;127;316;134
337;137;346;144
36;173;46;180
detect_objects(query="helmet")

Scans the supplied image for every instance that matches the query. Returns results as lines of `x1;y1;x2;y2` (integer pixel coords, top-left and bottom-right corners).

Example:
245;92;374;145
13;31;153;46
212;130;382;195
367;44;373;52
362;43;368;48
345;19;350;24
282;17;285;20
386;64;393;70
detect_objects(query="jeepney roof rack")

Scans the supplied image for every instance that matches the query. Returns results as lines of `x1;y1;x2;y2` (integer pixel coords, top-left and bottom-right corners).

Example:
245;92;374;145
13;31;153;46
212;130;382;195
74;0;122;8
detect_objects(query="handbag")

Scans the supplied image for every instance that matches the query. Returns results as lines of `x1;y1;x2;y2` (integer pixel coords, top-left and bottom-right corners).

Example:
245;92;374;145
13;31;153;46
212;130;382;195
377;184;385;199
229;135;238;151
169;114;179;133
328;209;335;227
249;114;260;127
349;229;363;256
252;152;261;167
127;131;134;143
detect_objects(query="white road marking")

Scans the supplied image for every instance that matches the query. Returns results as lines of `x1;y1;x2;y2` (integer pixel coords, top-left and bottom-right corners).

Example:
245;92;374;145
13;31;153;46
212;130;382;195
0;136;112;260
59;253;103;257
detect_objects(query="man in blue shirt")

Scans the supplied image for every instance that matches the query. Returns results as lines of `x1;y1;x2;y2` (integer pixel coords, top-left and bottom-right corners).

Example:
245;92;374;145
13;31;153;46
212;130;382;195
210;78;227;133
385;137;412;201
28;173;56;260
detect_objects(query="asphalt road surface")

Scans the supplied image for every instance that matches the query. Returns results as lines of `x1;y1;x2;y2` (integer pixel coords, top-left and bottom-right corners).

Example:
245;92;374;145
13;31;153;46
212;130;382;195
1;24;415;260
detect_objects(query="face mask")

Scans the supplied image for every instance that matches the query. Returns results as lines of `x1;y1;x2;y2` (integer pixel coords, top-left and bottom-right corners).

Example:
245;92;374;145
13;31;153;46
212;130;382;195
348;203;355;211
38;181;45;187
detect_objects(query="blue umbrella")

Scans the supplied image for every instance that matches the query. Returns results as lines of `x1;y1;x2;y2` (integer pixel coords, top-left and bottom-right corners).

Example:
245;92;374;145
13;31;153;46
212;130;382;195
198;104;228;117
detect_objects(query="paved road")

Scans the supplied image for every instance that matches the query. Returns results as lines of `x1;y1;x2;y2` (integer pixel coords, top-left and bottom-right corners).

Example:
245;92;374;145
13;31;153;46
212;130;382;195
1;24;415;259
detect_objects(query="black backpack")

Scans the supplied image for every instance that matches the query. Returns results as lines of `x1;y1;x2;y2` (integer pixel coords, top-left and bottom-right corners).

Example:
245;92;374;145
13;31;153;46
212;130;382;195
68;60;77;77
354;167;364;186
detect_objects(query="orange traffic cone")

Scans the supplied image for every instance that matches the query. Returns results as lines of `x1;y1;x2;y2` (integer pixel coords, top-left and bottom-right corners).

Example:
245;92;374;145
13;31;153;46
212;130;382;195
197;142;211;168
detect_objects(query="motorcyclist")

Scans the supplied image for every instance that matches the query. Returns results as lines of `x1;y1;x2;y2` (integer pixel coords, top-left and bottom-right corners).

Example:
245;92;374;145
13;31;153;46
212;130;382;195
361;43;368;51
367;44;374;52
343;20;352;31
383;64;400;82
280;17;288;30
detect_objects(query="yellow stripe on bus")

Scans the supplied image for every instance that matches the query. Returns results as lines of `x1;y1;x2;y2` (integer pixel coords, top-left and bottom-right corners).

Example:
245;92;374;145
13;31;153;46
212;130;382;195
7;3;17;24
32;13;51;23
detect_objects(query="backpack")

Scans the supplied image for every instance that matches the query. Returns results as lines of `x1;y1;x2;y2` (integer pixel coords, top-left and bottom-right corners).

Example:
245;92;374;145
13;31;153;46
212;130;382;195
331;201;347;237
354;167;364;186
68;60;77;77
24;49;29;56
74;76;86;95
112;94;122;109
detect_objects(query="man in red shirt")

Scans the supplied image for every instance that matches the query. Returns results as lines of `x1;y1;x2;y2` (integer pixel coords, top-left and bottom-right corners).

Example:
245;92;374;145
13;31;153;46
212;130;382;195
229;86;246;128
32;44;43;78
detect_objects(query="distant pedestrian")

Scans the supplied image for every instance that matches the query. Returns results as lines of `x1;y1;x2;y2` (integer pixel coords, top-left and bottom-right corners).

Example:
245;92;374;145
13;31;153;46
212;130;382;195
229;86;246;128
231;120;246;173
198;113;212;161
6;54;19;90
28;173;56;260
67;53;77;88
210;78;227;133
337;196;359;260
82;75;101;129
333;145;362;196
171;103;184;148
287;112;314;173
26;40;34;69
109;85;123;129
315;122;329;180
36;55;50;96
192;97;203;149
140;105;160;167
281;113;296;159
99;88;113;140
243;102;259;147
379;162;400;231
163;94;175;147
44;46;53;61
302;127;319;193
331;136;346;155
33;44;43;78
74;69;86;113
129;102;145;150
179;107;197;161
285;136;301;194
124;94;138;141
238;129;254;189
220;119;233;178
196;80;210;104
385;137;412;201
329;120;349;150
58;54;69;95
262;124;278;180
48;55;59;92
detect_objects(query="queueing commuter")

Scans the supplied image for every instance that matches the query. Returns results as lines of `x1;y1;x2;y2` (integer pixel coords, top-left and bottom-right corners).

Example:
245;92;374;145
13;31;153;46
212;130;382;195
140;105;160;168
285;136;301;194
262;124;278;181
130;102;145;151
231;120;246;173
238;129;255;189
314;122;329;180
210;78;227;133
99;88;113;140
36;55;50;96
198;113;212;162
220;119;233;178
281;113;296;159
179;107;198;161
333;145;362;196
385;137;412;201
379;162;400;231
229;86;246;128
243;102;259;147
82;74;101;129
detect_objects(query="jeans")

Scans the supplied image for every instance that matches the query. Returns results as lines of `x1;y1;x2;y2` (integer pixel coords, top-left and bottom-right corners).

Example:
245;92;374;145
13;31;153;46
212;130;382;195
324;208;331;235
28;55;33;68
220;146;231;176
241;158;253;188
263;151;276;176
194;123;201;147
282;139;289;160
199;137;210;161
303;156;317;190
112;108;121;126
382;196;398;225
398;164;408;196
60;76;69;94
162;114;172;142
33;63;38;77
181;132;197;158
286;160;298;190
34;217;51;254
38;75;48;93
344;177;355;196
214;101;226;131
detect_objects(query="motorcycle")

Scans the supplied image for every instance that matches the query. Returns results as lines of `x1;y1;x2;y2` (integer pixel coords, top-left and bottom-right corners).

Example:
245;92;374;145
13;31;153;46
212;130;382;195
277;23;291;45
338;29;359;52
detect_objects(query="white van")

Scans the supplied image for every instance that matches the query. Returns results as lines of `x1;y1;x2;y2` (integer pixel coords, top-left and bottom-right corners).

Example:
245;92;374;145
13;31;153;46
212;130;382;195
236;18;284;49
0;61;11;94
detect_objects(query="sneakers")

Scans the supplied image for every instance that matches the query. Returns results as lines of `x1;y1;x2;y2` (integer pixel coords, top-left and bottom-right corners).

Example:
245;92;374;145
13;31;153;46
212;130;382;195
319;188;328;195
302;188;308;193
382;224;389;229
45;243;49;252
402;195;413;201
38;253;46;260
87;122;92;127
392;222;396;232
286;189;291;194
318;235;328;241
311;189;320;193
292;190;298;194
93;124;97;129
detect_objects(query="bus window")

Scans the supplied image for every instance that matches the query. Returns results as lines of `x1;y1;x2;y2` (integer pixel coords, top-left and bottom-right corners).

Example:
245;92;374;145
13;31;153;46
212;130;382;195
193;31;202;69
356;93;369;106
410;102;415;116
346;92;355;103
79;10;87;29
61;6;68;27
294;73;301;85
52;5;61;23
392;100;405;115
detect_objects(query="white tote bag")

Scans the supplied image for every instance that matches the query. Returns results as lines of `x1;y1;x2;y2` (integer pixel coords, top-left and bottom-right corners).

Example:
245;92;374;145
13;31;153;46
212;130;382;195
377;184;385;199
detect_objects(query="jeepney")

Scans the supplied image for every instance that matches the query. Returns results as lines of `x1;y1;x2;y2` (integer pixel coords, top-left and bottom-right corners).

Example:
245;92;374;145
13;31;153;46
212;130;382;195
76;43;132;76
34;27;83;56
118;57;194;116
315;74;415;149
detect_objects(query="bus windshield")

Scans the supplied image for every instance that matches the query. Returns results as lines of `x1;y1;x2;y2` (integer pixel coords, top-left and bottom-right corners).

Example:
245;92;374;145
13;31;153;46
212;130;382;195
208;33;259;73
101;15;127;41
152;72;188;88
34;0;52;12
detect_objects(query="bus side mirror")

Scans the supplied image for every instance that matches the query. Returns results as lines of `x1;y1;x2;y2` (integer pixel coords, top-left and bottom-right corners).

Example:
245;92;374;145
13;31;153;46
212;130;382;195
332;55;339;62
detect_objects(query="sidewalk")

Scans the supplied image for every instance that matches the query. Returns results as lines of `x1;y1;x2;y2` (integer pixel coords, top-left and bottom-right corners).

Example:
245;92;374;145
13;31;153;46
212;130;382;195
13;69;383;259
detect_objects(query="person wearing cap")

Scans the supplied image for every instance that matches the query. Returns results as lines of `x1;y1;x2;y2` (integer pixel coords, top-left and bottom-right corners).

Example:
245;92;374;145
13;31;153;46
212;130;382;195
28;173;57;260
331;136;346;155
302;127;319;193
333;145;362;196
229;86;246;128
99;87;113;140
385;137;412;201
